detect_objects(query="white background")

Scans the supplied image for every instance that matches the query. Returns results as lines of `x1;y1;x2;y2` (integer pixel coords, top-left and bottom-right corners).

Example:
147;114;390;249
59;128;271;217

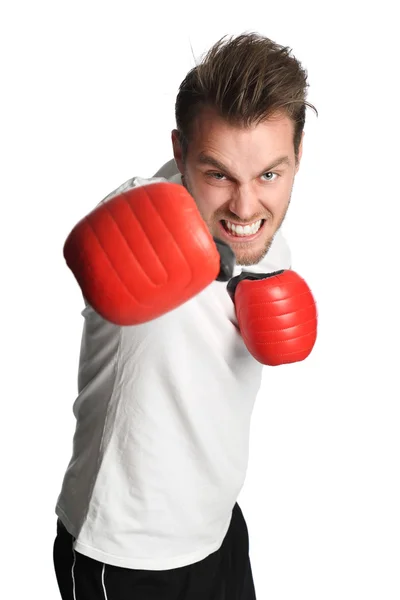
2;1;399;598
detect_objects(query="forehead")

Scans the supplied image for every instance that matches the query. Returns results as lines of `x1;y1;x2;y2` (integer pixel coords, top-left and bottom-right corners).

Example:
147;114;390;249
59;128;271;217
189;108;295;153
188;108;295;170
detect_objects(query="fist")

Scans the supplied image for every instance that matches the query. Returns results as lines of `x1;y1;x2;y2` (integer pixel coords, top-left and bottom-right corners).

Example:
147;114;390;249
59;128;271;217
63;182;234;325
227;269;317;366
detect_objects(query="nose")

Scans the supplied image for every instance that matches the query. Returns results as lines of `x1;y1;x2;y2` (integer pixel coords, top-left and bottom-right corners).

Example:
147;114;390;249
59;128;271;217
228;184;260;222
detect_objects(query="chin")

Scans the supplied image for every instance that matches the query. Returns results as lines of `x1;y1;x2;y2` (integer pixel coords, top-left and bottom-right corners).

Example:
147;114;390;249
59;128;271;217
233;240;273;266
235;252;265;267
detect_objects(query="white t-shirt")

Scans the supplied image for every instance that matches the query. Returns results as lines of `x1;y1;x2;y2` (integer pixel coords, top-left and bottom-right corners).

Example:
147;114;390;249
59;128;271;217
55;162;291;570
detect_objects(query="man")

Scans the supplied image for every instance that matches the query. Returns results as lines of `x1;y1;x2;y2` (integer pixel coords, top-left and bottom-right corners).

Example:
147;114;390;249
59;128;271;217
53;32;317;599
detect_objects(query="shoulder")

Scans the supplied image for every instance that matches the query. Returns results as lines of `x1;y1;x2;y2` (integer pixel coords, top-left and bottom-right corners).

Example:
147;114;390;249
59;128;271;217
98;175;167;206
98;159;181;206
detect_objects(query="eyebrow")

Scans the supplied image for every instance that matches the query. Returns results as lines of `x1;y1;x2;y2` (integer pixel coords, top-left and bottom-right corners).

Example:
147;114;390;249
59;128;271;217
197;153;291;179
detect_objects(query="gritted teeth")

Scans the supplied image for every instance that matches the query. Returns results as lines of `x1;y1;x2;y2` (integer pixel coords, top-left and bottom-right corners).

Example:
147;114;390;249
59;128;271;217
223;219;263;236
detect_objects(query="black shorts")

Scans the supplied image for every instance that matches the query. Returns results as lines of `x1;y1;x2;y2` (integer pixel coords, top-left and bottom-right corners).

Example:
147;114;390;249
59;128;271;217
53;503;256;599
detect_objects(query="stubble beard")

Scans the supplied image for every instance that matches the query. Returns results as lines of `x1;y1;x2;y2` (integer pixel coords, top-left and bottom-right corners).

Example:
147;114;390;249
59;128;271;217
235;237;273;266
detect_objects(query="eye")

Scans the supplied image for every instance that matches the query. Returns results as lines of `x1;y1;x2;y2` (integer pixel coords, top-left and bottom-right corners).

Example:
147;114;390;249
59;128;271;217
261;172;279;182
207;172;227;181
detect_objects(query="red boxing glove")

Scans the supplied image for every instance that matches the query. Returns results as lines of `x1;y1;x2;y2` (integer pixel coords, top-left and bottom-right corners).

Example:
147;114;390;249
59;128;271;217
227;269;317;366
63;182;234;325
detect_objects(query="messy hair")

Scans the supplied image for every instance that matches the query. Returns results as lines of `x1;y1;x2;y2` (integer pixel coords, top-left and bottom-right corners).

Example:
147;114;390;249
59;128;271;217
175;33;318;163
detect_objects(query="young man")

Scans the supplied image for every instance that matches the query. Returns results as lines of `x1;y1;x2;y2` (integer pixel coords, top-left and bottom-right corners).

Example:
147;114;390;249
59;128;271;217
53;32;317;599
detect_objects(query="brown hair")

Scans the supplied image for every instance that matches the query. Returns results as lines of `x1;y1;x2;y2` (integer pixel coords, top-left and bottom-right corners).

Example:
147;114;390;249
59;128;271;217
175;32;318;163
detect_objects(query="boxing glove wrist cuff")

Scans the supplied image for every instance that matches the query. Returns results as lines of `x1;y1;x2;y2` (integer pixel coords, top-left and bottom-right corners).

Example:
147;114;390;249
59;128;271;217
213;238;235;282
227;269;285;301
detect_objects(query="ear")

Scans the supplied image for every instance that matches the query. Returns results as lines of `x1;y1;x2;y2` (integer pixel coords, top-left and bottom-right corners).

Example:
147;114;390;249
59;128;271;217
295;131;305;174
171;129;185;175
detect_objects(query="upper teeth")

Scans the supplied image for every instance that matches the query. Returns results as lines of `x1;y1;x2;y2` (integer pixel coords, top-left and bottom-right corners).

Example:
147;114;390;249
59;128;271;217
225;219;262;236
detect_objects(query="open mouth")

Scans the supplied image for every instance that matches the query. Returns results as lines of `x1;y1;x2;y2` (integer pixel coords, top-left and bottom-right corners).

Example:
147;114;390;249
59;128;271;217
219;219;266;239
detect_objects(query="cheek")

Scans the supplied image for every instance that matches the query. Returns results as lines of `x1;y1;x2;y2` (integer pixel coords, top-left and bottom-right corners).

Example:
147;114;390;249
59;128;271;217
199;194;225;222
190;177;227;219
261;179;293;211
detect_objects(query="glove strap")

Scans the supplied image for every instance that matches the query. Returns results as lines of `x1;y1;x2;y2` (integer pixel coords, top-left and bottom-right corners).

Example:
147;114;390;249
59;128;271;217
226;269;285;300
